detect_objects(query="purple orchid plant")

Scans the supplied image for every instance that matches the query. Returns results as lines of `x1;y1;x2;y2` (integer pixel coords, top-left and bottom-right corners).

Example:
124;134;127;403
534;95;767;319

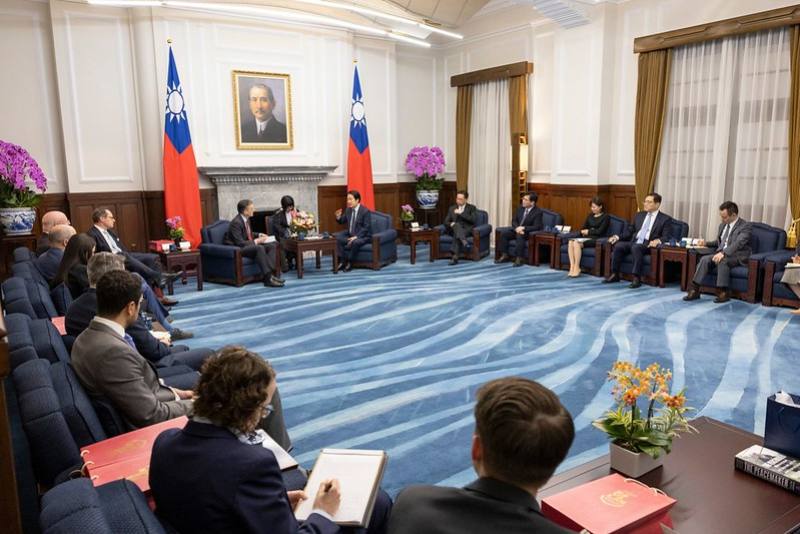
405;146;445;191
0;140;47;208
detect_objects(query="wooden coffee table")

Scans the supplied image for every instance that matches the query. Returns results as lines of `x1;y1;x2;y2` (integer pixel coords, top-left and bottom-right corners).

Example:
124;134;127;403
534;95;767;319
156;249;202;295
282;237;338;279
658;245;690;290
397;228;439;264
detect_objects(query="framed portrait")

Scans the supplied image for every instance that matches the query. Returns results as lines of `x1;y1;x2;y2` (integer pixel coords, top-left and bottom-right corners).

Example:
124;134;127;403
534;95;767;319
232;70;293;150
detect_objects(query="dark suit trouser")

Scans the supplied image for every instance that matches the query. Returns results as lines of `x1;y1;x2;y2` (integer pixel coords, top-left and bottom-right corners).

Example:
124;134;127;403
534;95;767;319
337;234;369;262
611;242;650;277
124;252;161;285
240;244;276;277
157;346;214;371
692;254;740;288
446;224;472;257
497;228;526;257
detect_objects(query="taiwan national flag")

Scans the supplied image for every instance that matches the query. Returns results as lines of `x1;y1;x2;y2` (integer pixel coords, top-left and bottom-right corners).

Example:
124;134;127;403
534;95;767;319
347;65;375;209
163;47;202;247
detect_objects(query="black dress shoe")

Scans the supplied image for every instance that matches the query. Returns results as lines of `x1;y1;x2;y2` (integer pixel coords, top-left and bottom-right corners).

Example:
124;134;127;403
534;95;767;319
512;258;523;267
337;262;347;271
170;328;194;340
603;273;620;284
714;290;730;303
449;257;459;265
159;271;183;287
495;254;509;264
629;277;642;289
160;297;179;306
343;263;353;272
265;276;284;288
683;288;700;301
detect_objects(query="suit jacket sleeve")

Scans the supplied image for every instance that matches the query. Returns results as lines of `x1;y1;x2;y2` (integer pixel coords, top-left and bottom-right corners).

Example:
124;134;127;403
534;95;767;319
235;453;340;534
458;205;477;225
443;207;454;226
101;348;192;427
228;218;255;248
723;222;752;257
511;208;521;228
88;227;110;253
524;209;544;233
705;224;723;249
127;318;171;363
335;209;347;225
621;218;636;241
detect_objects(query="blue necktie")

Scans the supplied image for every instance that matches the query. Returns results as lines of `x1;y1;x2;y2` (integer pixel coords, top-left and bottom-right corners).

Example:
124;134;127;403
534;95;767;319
636;214;653;244
349;209;356;235
123;333;136;350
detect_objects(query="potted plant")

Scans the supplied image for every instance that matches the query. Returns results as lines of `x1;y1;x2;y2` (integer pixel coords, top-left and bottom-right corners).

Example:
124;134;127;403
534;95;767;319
0;140;47;236
593;361;696;478
290;209;316;238
400;204;414;228
166;216;185;247
405;146;445;209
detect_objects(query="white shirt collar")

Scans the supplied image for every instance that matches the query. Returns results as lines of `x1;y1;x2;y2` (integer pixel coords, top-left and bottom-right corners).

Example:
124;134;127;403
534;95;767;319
93;316;126;339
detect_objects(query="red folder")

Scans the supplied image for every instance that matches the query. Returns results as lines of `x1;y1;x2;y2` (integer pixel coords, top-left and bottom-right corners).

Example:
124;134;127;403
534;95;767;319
148;239;173;252
51;316;66;336
541;474;676;534
81;416;188;472
88;453;153;493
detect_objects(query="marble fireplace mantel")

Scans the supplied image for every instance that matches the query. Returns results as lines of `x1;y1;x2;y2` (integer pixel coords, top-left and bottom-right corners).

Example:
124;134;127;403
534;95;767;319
199;166;337;219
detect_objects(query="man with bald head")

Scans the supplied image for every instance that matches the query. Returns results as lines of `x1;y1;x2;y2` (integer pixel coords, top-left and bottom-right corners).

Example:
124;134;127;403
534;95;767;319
35;224;76;282
37;210;70;255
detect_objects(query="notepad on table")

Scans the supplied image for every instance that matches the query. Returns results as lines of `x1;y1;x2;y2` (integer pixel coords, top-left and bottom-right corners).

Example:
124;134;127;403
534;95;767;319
295;449;387;527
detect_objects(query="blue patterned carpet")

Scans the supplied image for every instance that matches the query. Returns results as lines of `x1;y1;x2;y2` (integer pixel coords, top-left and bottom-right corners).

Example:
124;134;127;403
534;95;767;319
171;245;800;496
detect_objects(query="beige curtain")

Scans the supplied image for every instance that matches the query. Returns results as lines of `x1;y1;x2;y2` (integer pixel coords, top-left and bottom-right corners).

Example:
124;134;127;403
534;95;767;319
634;49;672;206
790;26;800;224
456;85;472;192
509;75;528;214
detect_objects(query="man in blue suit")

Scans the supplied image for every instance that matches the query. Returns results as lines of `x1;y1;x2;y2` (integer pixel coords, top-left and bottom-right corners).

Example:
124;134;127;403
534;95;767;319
603;192;673;288
495;192;544;267
35;224;75;282
335;190;372;272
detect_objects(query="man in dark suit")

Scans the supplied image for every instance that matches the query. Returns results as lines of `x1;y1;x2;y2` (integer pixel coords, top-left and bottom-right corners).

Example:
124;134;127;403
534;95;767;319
335;190;372;272
225;199;284;287
34;224;75;282
88;207;177;288
37;210;70;256
444;190;478;265
241;83;287;144
685;201;752;303
388;377;574;534
603;192;673;288
496;192;544;267
271;195;297;271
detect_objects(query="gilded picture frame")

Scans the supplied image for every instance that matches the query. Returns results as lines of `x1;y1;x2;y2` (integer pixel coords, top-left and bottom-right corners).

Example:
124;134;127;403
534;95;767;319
232;70;293;150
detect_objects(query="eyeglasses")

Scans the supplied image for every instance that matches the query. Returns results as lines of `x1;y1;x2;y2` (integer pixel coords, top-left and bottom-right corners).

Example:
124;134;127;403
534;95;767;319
261;403;274;419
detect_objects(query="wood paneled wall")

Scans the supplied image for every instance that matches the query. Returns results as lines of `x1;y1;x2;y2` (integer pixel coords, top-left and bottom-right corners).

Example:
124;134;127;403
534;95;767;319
529;183;637;228
317;182;457;233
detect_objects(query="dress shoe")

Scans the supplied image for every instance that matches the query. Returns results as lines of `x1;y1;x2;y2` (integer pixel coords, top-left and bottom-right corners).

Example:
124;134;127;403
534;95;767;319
264;275;284;288
495;254;510;264
512;258;523;267
714;289;730;303
337;261;347;271
343;263;353;272
628;277;642;289
160;297;179;306
683;287;700;301
449;256;459;266
158;271;183;287
603;273;620;284
166;316;174;324
170;328;193;340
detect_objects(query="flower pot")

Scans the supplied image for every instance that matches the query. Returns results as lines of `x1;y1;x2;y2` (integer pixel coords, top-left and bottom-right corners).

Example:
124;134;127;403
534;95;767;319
0;207;36;236
416;190;439;210
401;220;413;229
609;442;665;478
173;238;183;248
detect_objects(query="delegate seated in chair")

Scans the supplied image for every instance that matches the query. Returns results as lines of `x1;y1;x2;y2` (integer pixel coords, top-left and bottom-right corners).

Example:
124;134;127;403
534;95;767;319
684;201;752;304
604;192;673;289
35;224;76;282
271;195;298;271
224;199;285;288
444;190;478;265
335;189;372;272
565;197;609;278
495;192;543;267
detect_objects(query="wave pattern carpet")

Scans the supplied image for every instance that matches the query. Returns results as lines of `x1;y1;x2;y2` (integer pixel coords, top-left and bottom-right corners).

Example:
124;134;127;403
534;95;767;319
173;245;800;496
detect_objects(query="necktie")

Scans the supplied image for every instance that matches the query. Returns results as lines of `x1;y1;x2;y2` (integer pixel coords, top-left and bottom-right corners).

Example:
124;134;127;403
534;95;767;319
636;214;652;244
123;333;136;350
719;224;731;250
105;230;122;254
245;219;253;241
350;209;356;235
522;208;530;224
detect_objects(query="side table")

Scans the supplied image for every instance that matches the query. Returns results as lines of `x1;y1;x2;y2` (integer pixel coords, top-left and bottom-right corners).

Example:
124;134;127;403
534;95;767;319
156;249;202;295
397;228;439;264
282;237;338;279
532;233;558;267
658;246;690;290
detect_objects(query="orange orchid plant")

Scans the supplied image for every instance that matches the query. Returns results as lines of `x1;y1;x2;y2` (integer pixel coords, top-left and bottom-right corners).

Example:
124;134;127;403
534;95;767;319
593;362;696;459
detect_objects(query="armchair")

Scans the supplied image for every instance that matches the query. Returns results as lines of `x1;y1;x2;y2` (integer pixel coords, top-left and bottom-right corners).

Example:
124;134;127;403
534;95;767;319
691;222;787;303
199;219;279;286
338;211;398;270
494;209;563;266
557;215;627;277
604;217;689;285
436;209;492;261
530;209;565;266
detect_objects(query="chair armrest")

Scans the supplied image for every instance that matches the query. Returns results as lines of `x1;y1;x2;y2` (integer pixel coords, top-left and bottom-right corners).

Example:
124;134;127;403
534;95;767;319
750;250;783;264
199;243;238;259
761;250;795;266
433;224;446;235
476;224;492;238
496;226;512;233
374;229;397;245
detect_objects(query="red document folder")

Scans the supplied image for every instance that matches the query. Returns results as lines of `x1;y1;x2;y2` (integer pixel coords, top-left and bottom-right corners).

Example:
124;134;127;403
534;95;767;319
81;416;188;474
541;474;676;534
51;316;66;336
148;239;173;252
88;454;153;493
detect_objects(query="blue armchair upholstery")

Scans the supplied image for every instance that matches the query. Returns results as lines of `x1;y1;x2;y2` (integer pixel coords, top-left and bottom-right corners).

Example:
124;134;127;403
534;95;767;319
50;283;73;316
436;209;492;261
30;318;70;364
12;260;49;288
199;219;264;286
4;313;39;370
494;209;564;266
50;362;108;448
693;222;787;303
337;211;398;270
529;209;565;266
14;246;36;263
605;217;689;284
557;214;627;277
2;277;38;319
762;249;799;308
40;478;166;534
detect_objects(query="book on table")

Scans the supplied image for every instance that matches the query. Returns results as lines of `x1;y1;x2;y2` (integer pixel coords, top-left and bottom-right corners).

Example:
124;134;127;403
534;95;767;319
734;444;800;495
294;449;387;527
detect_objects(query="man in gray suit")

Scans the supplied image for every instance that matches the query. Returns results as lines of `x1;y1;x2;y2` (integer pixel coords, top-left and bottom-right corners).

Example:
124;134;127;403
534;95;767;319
388;377;574;534
684;201;752;304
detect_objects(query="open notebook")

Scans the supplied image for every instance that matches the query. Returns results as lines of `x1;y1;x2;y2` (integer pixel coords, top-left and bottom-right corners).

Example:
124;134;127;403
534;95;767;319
295;449;387;527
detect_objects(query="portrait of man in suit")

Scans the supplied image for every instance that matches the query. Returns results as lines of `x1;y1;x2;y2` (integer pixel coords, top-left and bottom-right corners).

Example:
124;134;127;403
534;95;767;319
233;70;293;149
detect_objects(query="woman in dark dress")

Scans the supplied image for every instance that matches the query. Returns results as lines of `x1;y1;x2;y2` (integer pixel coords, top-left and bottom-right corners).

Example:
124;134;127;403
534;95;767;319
567;196;609;277
51;233;95;297
270;195;297;271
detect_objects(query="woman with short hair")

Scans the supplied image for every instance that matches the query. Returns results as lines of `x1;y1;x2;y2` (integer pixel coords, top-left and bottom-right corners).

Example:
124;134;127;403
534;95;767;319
567;197;609;278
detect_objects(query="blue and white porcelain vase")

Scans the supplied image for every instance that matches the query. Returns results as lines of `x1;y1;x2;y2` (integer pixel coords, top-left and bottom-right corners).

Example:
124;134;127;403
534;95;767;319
0;207;36;236
416;190;440;210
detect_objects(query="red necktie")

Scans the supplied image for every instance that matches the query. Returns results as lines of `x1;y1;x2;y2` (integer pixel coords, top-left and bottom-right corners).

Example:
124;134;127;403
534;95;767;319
246;219;253;240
